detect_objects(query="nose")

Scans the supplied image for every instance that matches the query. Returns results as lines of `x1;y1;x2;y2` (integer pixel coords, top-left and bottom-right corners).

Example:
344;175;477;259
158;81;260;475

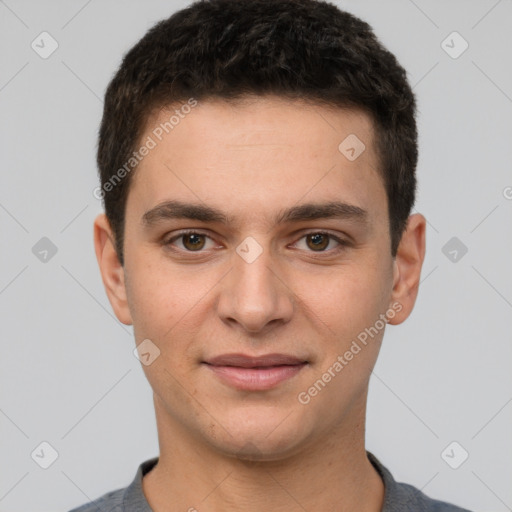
216;242;294;334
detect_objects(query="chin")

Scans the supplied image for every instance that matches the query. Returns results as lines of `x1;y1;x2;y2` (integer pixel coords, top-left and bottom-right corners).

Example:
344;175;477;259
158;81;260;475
216;436;303;462
206;410;311;462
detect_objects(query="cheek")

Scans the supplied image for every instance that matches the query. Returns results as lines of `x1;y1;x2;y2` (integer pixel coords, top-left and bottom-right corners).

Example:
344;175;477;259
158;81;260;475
125;252;217;350
298;266;390;403
124;254;178;339
294;259;391;338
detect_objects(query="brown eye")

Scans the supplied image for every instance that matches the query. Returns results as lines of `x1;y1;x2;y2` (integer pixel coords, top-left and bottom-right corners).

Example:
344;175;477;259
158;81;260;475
306;233;330;251
164;230;218;253
182;233;206;251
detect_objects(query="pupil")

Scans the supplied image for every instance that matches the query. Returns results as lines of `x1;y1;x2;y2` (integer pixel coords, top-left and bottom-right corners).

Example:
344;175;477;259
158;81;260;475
308;233;328;251
185;234;204;250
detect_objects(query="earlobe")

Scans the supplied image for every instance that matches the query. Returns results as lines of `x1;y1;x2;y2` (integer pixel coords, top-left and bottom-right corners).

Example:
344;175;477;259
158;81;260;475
93;214;133;325
387;213;426;326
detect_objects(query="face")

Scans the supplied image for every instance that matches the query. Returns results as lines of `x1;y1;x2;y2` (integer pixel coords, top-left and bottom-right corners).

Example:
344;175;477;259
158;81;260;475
95;96;425;460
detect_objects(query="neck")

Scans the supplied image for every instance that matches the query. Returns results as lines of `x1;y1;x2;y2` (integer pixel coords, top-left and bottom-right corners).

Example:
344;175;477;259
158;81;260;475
143;396;384;512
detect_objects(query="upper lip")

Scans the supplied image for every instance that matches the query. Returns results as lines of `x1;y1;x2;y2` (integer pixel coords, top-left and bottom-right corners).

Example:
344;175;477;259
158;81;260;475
204;353;307;368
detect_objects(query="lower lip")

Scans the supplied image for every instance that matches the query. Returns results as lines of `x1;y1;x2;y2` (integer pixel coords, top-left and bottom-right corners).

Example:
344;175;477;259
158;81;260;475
204;363;307;390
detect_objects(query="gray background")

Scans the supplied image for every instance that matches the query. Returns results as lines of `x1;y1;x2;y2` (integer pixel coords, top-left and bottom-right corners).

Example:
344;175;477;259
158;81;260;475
1;1;511;511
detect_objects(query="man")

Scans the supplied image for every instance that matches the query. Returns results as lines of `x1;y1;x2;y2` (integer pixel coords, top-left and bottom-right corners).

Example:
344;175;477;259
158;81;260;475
71;0;472;510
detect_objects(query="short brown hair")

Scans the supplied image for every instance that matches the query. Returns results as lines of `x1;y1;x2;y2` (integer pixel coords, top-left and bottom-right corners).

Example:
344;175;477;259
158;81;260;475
97;0;418;265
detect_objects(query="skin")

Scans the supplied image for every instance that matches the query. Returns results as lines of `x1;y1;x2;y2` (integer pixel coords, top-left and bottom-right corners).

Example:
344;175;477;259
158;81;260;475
94;96;426;512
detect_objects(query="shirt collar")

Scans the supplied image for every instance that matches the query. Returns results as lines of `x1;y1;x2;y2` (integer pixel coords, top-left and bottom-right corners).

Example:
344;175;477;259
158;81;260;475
123;451;399;511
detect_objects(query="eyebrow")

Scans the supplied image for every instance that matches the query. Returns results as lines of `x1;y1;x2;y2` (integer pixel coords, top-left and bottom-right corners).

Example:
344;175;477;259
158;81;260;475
141;199;368;228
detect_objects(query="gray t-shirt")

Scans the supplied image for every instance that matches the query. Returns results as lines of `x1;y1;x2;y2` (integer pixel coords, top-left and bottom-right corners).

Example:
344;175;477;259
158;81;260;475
68;452;472;512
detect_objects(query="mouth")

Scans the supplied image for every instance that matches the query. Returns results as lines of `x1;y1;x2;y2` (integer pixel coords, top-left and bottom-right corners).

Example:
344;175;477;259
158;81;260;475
202;353;309;391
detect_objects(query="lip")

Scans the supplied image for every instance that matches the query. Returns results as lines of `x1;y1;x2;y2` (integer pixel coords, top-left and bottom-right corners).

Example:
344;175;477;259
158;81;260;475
203;353;308;391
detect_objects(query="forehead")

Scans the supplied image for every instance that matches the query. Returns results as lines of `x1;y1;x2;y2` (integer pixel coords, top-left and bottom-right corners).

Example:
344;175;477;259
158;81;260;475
127;96;387;229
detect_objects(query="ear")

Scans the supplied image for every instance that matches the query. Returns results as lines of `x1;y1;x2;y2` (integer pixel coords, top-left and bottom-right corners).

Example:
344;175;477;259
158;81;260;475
387;213;426;325
93;214;133;325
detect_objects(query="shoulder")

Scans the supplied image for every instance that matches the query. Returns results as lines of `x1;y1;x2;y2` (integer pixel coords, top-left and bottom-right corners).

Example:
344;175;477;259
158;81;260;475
392;480;473;512
67;487;125;512
367;452;473;512
66;457;158;512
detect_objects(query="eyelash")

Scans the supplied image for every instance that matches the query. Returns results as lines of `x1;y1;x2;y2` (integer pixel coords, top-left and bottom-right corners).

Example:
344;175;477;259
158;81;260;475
162;229;350;255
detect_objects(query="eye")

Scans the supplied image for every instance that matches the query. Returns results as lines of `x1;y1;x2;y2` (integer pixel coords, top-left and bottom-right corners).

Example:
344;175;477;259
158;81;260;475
294;232;346;252
163;230;348;255
164;231;216;252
